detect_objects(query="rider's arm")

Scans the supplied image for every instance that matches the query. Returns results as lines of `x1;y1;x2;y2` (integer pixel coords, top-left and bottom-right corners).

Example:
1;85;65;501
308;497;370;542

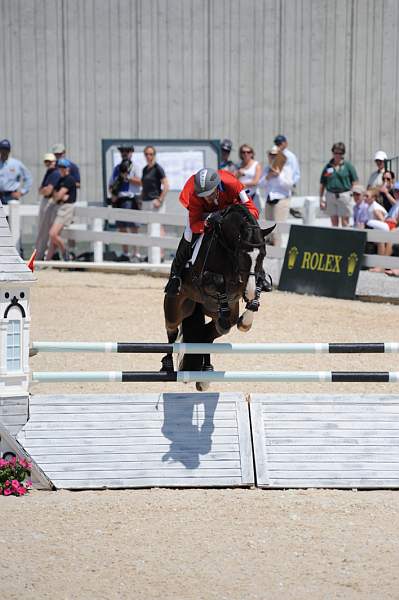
236;189;259;220
188;196;207;234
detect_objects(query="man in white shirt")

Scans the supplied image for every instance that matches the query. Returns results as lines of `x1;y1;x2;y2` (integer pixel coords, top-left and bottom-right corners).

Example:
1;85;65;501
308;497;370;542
273;134;300;187
260;146;294;247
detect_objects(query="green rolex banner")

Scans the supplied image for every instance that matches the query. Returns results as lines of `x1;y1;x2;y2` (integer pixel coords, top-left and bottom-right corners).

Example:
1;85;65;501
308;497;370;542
278;225;366;299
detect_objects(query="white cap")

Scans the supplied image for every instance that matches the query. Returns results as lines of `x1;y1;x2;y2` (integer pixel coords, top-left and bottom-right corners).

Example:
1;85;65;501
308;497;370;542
374;150;387;161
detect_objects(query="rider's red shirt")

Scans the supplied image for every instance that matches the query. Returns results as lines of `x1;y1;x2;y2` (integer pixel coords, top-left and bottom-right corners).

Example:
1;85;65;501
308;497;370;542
179;170;259;234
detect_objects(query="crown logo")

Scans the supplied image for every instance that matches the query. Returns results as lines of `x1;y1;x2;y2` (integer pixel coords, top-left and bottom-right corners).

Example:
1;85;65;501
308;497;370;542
287;246;299;269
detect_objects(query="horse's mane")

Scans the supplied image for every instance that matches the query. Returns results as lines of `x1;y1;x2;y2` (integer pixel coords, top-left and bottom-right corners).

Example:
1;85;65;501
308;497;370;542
223;203;259;227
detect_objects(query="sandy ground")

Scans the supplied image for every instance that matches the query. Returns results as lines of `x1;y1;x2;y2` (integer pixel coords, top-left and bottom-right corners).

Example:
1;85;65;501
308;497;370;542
2;270;399;599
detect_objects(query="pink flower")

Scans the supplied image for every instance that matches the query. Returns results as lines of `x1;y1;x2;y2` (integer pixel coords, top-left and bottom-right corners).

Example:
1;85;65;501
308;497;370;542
3;488;12;496
0;459;7;468
17;486;27;496
26;480;32;488
11;479;20;490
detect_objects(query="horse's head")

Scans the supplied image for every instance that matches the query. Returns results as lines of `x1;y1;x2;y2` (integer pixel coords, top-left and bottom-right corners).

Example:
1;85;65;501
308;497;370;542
216;204;275;300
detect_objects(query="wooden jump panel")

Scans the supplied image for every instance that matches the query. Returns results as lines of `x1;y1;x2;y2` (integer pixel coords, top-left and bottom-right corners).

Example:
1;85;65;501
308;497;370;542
17;393;254;490
251;394;399;489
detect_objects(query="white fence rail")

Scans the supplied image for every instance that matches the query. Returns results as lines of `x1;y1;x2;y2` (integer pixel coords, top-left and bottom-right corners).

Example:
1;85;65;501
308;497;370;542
3;199;399;270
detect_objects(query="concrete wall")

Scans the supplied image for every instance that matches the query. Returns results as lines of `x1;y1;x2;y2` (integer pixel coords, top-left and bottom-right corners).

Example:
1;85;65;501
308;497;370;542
1;0;398;201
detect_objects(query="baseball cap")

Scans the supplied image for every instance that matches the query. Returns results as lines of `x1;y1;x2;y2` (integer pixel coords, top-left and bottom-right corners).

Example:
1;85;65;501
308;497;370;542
273;134;287;145
43;153;56;162
52;143;66;154
220;138;233;152
268;145;280;155
57;158;71;168
374;150;387;161
352;184;366;195
0;139;11;150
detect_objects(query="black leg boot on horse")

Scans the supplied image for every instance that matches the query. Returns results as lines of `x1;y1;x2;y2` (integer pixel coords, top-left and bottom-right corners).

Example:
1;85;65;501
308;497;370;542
164;237;193;296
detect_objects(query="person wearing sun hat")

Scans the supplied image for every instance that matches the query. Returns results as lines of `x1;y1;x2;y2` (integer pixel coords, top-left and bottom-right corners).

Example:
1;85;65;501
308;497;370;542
35;152;62;259
367;150;388;189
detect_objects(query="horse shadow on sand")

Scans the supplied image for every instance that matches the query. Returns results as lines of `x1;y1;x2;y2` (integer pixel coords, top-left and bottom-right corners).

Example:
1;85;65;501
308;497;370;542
161;393;218;469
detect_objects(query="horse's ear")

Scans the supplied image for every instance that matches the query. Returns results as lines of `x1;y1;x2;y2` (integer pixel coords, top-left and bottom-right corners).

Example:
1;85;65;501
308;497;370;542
262;225;276;239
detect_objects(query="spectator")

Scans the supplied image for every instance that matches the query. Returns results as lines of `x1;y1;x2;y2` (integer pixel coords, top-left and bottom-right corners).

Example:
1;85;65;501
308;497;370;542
35;153;61;259
141;146;169;209
219;139;237;174
367;150;387;189
141;146;169;262
236;144;262;213
46;159;77;261
0;138;32;205
109;144;142;262
378;170;396;212
51;143;81;188
273;134;300;187
260;146;294;247
352;184;368;228
319;142;358;227
366;185;399;271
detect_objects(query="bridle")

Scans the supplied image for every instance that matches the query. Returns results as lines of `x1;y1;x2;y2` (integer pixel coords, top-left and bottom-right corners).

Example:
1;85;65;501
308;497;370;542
213;206;265;280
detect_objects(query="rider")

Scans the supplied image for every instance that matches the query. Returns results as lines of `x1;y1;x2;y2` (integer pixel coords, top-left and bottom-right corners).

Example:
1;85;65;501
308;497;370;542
164;167;263;296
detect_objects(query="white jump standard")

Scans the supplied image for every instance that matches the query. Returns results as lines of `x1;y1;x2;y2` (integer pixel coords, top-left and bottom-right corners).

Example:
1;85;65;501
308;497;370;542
30;341;399;355
31;370;399;383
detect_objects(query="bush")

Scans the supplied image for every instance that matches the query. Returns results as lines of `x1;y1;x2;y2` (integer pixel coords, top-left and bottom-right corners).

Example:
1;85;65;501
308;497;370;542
0;457;32;496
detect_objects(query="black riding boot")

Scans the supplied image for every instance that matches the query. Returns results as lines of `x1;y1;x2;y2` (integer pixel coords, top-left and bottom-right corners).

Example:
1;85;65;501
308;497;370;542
164;237;192;296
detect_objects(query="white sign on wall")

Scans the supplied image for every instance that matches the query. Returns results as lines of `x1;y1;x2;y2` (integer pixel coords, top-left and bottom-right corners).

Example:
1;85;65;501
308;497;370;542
112;150;204;190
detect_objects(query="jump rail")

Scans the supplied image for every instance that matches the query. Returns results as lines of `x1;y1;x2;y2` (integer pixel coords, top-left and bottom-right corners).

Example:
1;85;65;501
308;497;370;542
31;370;399;383
30;341;399;355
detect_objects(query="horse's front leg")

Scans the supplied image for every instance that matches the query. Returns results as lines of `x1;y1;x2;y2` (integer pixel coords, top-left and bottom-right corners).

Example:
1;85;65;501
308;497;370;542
237;276;262;332
161;296;183;372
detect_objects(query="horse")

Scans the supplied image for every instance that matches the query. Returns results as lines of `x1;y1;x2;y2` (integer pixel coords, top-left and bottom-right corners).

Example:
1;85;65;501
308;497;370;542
162;204;274;390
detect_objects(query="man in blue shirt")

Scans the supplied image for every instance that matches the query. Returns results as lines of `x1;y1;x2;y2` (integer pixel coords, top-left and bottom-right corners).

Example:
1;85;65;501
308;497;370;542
51;143;81;188
0;139;32;204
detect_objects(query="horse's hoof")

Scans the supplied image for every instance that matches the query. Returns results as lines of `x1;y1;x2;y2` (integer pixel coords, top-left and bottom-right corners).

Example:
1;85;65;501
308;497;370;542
237;315;253;332
216;318;231;336
196;381;210;392
160;354;174;373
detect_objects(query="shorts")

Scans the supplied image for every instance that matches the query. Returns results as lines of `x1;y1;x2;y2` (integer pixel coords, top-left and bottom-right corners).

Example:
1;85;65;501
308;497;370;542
54;203;75;227
115;196;141;228
325;190;353;218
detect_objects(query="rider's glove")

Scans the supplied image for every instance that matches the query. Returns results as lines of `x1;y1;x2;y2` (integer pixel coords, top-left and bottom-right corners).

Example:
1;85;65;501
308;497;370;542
204;212;223;231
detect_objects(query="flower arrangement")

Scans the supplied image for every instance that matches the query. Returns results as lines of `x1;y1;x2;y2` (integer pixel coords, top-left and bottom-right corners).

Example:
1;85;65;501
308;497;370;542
0;456;32;496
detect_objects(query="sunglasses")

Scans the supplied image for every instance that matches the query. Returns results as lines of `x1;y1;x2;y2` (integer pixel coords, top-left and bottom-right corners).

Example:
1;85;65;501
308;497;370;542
383;177;392;181
145;152;154;156
241;150;252;154
333;152;344;156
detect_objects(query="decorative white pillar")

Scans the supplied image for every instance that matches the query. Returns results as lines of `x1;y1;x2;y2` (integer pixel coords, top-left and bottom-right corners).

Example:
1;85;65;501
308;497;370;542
0;200;36;455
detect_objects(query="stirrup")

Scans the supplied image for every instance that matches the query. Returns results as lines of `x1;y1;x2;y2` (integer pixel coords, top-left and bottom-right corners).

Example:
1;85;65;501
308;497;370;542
164;276;182;296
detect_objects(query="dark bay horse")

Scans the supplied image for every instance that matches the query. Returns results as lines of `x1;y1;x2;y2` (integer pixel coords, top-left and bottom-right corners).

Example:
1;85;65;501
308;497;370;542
162;204;274;390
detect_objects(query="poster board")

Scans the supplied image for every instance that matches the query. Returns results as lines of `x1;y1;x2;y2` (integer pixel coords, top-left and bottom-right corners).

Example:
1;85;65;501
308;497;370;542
102;139;220;207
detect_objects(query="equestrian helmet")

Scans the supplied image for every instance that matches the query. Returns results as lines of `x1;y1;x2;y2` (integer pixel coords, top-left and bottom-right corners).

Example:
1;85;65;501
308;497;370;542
194;168;221;197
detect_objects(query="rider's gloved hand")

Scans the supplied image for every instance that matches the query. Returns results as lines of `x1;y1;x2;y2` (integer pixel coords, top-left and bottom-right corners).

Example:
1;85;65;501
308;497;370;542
204;212;223;231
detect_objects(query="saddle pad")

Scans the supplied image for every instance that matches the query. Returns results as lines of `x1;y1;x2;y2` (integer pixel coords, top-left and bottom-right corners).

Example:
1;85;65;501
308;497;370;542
188;233;204;267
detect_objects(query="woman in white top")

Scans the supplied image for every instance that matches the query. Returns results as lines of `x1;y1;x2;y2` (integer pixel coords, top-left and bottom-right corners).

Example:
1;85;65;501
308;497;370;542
363;188;390;271
236;144;262;213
